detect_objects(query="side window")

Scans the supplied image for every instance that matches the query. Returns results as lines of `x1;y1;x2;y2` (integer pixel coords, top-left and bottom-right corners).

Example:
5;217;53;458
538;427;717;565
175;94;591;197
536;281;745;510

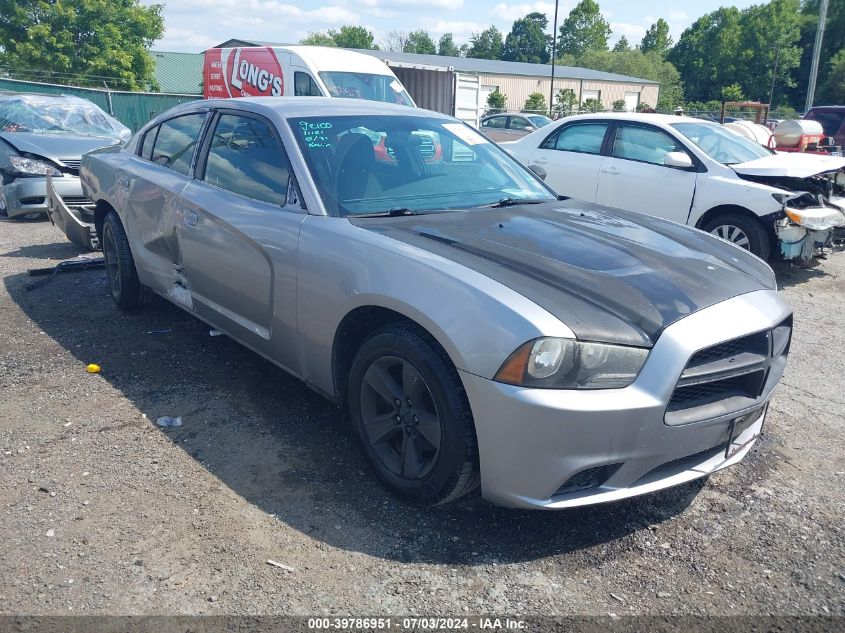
140;126;158;160
508;117;532;131
541;123;608;154
294;72;322;96
612;124;684;165
484;116;506;129
203;114;291;206
151;113;207;176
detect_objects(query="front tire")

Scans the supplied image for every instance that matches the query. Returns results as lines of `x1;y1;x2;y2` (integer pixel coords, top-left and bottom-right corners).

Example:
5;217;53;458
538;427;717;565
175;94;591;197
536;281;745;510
347;323;480;505
703;213;771;260
102;212;142;309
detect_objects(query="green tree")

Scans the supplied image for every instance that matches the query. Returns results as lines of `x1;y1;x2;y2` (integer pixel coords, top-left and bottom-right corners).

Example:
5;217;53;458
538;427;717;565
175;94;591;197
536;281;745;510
502;12;550;64
300;31;337;46
404;30;436;54
668;7;743;102
522;92;547;113
721;82;745;101
818;49;845;103
553;88;579;116
437;33;461;57
789;0;845;106
636;102;654;112
485;88;507;114
612;35;631;52
558;0;611;57
331;25;378;50
669;1;801;104
583;97;604;112
467;26;504;60
569;49;685;110
736;0;801;103
0;0;164;90
612;99;626;111
640;18;673;56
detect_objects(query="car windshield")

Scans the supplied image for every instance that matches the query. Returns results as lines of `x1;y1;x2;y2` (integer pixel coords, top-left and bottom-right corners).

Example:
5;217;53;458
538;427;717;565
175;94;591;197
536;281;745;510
528;115;552;127
672;121;772;164
0;95;129;139
290;114;554;216
318;72;414;107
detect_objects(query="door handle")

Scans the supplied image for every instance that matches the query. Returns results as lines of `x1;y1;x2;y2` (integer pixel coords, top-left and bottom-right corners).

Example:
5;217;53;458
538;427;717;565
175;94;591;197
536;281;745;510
600;167;620;175
117;175;130;191
184;209;199;227
533;156;549;164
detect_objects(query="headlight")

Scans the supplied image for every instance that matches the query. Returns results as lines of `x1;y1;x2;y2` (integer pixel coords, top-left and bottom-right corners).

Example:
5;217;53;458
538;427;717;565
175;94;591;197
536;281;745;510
494;337;649;389
9;155;62;176
785;206;845;231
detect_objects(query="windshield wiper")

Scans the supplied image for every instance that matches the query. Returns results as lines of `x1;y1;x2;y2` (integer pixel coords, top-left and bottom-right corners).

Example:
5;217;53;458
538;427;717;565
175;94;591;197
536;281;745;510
487;197;551;208
351;207;417;218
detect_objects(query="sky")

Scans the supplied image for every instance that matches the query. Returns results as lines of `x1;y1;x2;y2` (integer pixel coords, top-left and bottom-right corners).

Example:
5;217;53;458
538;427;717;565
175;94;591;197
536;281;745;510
145;0;764;53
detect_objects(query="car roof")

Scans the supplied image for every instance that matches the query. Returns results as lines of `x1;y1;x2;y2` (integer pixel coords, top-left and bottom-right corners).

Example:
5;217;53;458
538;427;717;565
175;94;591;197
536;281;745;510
172;97;452;120
558;112;704;126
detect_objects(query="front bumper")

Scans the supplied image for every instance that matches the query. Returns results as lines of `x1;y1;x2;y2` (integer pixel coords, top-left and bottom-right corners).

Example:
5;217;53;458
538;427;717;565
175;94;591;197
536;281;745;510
462;289;791;509
45;175;98;250
1;175;85;219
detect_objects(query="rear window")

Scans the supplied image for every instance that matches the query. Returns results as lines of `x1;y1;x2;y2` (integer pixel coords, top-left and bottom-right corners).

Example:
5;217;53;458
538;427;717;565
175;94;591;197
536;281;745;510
542;123;608;155
805;110;845;137
151;113;207;176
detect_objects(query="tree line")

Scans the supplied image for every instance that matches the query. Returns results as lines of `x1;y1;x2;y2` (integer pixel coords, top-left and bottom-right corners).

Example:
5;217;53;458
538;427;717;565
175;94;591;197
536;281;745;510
302;0;844;111
0;0;841;109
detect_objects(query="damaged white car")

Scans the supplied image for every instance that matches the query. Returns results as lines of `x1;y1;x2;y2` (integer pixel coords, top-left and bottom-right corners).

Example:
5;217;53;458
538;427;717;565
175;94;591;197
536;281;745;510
505;113;845;261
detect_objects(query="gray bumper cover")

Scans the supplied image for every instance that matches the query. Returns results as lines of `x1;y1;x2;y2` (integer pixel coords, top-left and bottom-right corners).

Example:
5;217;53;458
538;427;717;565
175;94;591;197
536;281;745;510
462;289;791;509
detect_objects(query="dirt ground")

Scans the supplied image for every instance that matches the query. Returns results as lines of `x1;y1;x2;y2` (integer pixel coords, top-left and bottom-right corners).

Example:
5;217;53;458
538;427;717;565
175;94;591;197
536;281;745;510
0;218;843;617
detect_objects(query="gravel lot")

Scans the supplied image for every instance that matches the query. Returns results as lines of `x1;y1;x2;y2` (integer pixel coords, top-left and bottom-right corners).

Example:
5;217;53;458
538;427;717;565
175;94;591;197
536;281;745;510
0;218;843;617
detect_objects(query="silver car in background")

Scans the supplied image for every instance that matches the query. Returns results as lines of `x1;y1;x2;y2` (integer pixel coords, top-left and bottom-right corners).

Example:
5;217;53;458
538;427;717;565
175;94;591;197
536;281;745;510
0;94;128;220
64;98;791;509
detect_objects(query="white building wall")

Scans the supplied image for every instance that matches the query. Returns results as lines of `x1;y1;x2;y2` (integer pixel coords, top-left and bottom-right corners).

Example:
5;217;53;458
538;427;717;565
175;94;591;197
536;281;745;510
477;72;660;112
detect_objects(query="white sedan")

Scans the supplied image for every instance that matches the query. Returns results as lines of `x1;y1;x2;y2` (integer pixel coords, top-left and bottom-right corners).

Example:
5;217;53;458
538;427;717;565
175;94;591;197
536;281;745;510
504;113;845;260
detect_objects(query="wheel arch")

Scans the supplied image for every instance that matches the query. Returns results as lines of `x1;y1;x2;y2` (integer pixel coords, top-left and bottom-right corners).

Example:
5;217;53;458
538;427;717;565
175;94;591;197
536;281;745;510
331;304;462;409
694;204;764;231
93;199;117;239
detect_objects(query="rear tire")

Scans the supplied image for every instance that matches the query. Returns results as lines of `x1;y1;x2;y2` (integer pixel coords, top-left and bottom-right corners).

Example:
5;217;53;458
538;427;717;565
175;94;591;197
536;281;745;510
347;322;480;505
703;213;771;260
102;212;142;310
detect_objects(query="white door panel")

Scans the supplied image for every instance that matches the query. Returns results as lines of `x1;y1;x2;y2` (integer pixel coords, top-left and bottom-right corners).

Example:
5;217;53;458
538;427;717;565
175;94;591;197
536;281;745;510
596;123;697;223
596;157;696;223
532;150;603;201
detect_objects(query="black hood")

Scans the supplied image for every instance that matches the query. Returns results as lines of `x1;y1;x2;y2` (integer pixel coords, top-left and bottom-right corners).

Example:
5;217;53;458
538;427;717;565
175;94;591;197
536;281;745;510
351;201;777;348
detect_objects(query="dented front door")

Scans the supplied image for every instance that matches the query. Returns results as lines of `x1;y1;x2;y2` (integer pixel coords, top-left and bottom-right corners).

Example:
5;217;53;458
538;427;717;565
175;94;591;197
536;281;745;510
120;112;209;301
174;111;304;368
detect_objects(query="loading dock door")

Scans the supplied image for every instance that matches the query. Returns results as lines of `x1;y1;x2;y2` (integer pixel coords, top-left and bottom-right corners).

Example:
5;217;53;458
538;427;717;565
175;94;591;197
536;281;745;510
454;73;482;128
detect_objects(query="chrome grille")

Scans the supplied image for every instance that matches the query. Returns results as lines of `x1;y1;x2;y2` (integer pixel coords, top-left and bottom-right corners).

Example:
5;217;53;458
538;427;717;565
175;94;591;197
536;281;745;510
60;159;81;172
666;316;792;426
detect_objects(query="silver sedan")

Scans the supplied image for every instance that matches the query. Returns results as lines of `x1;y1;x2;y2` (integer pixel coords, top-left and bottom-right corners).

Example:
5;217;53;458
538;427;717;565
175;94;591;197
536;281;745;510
61;97;791;508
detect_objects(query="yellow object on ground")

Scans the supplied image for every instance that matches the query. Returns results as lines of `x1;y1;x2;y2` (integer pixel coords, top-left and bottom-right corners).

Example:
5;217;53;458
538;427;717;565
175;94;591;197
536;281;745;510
86;363;101;374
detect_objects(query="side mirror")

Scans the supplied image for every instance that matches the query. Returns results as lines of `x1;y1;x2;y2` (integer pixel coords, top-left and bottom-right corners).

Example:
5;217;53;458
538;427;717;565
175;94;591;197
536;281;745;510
664;152;693;169
528;164;547;180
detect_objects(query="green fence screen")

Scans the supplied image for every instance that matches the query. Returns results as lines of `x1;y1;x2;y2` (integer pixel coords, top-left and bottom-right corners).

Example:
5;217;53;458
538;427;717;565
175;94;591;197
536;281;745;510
0;77;202;132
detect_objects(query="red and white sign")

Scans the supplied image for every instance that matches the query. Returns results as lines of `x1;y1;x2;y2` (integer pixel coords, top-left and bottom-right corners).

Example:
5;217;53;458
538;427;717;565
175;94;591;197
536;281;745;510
204;47;284;99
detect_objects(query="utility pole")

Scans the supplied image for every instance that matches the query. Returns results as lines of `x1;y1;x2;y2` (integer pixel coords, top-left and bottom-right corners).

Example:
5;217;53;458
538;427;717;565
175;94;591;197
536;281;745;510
548;0;559;117
768;40;782;108
805;0;829;112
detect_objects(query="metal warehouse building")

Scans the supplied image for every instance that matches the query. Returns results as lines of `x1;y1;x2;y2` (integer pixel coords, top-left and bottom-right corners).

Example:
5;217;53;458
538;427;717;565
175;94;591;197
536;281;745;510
214;39;660;124
357;49;661;115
